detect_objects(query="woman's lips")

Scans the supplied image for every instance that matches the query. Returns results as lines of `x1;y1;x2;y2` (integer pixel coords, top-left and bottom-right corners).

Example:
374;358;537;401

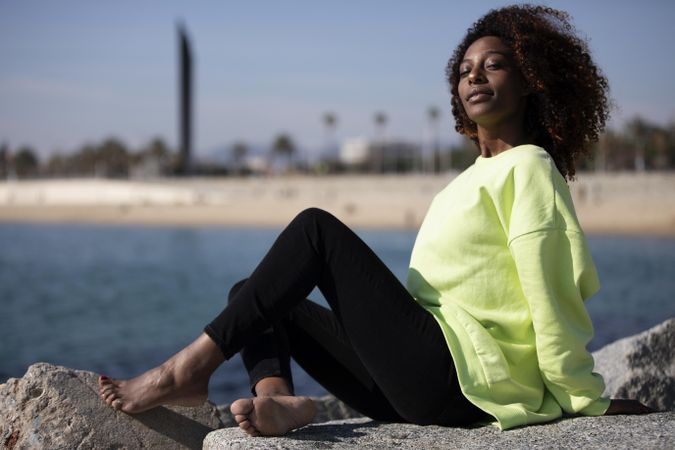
467;91;493;103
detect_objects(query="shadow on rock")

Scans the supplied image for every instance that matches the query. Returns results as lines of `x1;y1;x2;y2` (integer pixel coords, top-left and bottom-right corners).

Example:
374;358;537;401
135;406;217;450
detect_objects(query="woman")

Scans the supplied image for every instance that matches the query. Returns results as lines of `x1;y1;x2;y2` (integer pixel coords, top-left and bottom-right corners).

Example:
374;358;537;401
99;5;651;434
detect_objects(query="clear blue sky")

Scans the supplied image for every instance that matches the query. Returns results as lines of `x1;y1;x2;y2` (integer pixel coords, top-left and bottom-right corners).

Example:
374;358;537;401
1;0;674;158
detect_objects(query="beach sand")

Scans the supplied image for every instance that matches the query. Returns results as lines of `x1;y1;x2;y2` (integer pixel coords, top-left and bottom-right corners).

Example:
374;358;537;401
0;173;674;236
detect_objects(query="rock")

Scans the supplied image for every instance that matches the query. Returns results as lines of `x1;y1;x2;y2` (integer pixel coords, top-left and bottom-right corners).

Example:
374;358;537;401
0;363;362;449
592;318;675;411
0;363;226;450
203;413;675;449
3;319;673;449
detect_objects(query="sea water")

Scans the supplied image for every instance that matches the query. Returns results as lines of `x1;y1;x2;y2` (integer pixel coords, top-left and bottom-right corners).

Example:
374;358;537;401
0;223;673;404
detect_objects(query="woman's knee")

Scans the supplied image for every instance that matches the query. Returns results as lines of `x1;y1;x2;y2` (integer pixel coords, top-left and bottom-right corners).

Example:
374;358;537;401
291;207;337;228
228;279;248;304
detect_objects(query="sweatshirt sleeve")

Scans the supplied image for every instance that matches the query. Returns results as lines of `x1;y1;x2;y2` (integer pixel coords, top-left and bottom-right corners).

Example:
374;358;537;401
508;229;610;416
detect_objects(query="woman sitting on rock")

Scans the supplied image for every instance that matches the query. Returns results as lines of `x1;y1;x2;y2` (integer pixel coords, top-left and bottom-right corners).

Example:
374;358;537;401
99;4;651;435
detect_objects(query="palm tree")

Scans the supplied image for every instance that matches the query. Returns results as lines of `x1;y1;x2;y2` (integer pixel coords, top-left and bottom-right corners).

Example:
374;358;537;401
322;112;338;161
98;138;130;178
0;142;9;179
144;138;171;161
138;137;173;176
373;112;388;172
626;117;649;171
14;146;40;178
427;106;441;173
231;141;248;174
595;132;609;172
271;133;296;174
323;112;337;132
374;111;388;137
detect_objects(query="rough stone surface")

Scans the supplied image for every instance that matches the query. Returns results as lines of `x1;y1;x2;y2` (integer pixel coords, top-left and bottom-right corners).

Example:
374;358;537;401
0;363;361;450
0;363;225;450
592;318;675;411
203;413;675;449
2;319;673;449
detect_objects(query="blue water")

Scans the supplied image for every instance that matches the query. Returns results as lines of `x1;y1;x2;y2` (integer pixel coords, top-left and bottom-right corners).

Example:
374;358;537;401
0;223;673;405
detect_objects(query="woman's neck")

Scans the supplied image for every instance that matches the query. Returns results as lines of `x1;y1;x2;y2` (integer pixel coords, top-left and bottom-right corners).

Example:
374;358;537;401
477;125;531;158
475;104;531;158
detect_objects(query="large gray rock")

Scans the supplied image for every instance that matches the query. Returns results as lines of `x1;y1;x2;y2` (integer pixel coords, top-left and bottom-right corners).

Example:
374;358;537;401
203;413;675;449
0;363;361;450
2;319;673;449
592;318;675;411
0;363;226;450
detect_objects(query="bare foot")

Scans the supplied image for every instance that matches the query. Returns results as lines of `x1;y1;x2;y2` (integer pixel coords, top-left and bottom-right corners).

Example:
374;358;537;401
230;396;316;437
98;333;224;414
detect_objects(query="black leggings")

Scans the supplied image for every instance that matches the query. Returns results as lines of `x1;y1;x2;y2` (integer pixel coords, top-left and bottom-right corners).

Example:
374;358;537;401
204;208;487;426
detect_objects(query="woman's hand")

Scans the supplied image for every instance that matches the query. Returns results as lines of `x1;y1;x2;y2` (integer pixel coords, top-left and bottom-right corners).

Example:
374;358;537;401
604;399;654;415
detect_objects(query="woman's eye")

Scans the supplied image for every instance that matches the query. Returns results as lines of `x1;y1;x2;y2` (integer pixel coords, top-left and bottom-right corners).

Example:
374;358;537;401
459;68;471;77
486;59;506;70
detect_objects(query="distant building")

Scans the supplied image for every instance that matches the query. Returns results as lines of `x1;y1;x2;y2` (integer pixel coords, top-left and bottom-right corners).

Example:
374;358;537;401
339;138;421;173
130;154;163;180
247;155;270;174
340;138;371;166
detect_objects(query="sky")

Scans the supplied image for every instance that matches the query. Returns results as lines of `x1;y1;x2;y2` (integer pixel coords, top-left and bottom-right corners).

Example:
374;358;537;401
1;0;674;159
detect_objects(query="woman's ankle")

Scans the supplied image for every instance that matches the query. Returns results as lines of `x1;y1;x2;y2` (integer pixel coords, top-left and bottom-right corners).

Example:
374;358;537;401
254;376;293;397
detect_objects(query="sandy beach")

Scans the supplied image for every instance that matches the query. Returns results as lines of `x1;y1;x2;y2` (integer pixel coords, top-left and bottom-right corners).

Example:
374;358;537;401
0;173;674;236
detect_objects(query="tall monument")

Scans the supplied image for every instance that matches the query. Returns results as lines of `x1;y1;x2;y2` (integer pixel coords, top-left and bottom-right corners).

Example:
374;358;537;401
177;23;192;175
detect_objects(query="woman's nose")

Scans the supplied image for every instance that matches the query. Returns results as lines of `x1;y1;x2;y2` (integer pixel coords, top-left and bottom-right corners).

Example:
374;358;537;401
468;68;485;84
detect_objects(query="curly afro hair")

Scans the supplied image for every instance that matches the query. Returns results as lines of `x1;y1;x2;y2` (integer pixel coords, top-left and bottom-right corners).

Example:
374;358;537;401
446;4;610;180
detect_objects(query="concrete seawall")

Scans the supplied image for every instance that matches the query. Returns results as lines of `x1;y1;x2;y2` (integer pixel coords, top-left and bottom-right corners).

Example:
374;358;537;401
0;173;673;235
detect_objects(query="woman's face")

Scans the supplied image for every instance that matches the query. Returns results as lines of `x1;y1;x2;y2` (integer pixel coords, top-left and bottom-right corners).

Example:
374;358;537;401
458;36;528;129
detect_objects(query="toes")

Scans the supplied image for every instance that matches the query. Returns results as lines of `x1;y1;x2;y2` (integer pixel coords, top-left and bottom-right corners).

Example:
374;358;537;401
230;398;254;416
101;386;115;396
233;411;261;437
105;391;118;404
112;398;123;410
99;376;119;386
98;377;120;394
239;423;260;437
98;379;123;405
102;387;115;398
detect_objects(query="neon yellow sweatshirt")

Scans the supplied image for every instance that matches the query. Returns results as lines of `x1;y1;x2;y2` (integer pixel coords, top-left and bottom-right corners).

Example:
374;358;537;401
407;144;610;430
